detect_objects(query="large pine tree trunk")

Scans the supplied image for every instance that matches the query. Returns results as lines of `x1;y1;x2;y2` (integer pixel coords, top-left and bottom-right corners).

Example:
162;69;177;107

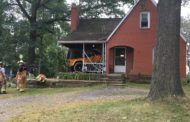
148;0;184;100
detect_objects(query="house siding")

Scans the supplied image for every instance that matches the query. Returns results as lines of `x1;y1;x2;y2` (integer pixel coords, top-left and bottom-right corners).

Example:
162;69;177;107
180;37;186;78
106;0;186;78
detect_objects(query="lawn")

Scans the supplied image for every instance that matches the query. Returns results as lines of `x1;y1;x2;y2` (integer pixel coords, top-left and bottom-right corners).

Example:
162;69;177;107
0;84;108;100
126;81;190;97
4;82;190;122
9;97;190;122
47;98;190;122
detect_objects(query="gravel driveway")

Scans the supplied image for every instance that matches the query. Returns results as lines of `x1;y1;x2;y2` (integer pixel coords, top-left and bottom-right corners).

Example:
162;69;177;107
0;87;148;121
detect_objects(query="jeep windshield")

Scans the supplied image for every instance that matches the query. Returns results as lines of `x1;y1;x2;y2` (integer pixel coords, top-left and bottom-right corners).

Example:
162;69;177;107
67;49;82;59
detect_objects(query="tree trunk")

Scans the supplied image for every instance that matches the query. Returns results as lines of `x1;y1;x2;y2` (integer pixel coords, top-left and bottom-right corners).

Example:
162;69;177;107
28;46;35;64
28;22;36;65
148;0;184;100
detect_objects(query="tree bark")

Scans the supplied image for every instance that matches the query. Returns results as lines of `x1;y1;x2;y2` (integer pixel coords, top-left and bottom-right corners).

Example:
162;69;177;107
148;0;184;100
28;21;36;64
15;0;38;64
28;32;36;64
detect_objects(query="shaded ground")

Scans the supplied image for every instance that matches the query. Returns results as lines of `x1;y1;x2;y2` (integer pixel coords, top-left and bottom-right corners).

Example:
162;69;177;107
0;87;148;121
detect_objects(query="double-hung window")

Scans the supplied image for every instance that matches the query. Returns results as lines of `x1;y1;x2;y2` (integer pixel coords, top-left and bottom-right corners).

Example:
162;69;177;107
140;12;150;29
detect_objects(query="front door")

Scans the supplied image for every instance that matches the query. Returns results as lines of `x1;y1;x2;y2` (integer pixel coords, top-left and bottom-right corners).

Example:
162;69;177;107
114;47;126;73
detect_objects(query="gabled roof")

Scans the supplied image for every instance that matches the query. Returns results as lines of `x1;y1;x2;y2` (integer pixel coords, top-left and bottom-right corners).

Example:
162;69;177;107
106;0;187;42
59;18;121;44
59;0;187;44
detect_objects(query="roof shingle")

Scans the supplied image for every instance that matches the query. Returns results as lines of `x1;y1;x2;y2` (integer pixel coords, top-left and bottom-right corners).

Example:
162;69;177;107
62;18;122;41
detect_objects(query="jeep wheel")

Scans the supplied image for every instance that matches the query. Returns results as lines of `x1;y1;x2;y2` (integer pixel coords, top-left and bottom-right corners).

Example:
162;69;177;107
74;62;82;72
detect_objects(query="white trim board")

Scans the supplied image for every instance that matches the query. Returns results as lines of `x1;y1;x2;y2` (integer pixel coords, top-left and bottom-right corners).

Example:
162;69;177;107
58;40;106;44
180;33;187;42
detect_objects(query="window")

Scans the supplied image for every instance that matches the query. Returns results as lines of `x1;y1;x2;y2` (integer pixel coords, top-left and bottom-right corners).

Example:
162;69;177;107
140;12;150;29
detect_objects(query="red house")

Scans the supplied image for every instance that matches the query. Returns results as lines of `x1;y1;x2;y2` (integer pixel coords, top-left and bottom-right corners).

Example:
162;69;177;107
59;0;186;78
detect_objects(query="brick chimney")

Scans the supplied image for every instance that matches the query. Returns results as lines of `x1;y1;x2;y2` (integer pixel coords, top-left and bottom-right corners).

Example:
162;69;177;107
70;3;79;32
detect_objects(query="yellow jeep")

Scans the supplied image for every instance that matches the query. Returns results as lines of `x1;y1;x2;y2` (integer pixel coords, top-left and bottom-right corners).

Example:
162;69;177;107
67;49;102;71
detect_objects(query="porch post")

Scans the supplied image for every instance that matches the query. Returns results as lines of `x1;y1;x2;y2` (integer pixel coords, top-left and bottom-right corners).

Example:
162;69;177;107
82;43;85;72
102;43;104;74
104;43;106;73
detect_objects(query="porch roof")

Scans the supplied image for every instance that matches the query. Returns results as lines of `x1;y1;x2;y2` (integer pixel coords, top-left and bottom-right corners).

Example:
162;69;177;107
59;18;121;44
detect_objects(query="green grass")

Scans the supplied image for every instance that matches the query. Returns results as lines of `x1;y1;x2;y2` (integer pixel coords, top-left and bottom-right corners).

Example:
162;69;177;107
9;98;190;122
59;98;189;122
125;82;190;97
3;82;190;122
2;82;189;98
125;82;150;89
183;83;190;91
0;87;78;100
0;84;108;100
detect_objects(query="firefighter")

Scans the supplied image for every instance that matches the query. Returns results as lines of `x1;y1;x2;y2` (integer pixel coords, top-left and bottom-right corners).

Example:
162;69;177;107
0;61;7;94
16;60;27;92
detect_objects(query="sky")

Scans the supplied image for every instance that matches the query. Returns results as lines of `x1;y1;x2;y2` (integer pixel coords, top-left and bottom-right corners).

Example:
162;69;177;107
182;5;190;17
66;0;190;18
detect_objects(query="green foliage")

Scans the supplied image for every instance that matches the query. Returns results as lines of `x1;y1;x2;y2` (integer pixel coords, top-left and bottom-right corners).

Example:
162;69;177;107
34;33;69;77
79;0;133;18
0;1;19;73
0;0;71;76
39;45;69;77
58;73;104;80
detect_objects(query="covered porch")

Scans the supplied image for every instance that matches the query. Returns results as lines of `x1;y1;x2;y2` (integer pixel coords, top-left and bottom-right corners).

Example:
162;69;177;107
59;41;106;73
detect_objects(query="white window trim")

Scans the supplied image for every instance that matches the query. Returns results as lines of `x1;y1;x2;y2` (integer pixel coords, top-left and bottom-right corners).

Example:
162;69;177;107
140;12;150;29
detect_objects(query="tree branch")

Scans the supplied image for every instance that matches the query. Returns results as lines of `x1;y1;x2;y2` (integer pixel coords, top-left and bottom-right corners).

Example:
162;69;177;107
31;0;41;20
25;0;32;3
40;0;51;7
15;0;31;20
7;3;18;6
81;2;116;13
41;4;52;11
43;16;69;24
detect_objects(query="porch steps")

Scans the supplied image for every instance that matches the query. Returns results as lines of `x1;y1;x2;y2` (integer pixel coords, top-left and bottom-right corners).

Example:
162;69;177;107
100;73;125;82
109;84;126;86
100;78;123;82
